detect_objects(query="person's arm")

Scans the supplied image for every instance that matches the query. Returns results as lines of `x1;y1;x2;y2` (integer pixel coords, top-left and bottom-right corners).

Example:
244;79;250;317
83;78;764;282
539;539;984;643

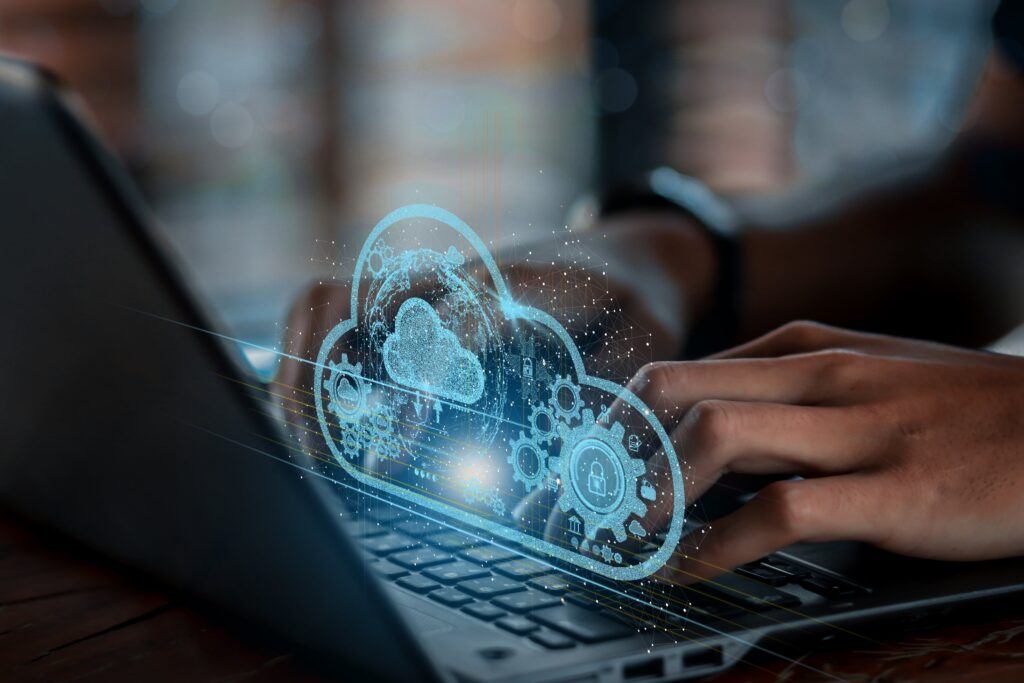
738;52;1024;347
607;52;1024;354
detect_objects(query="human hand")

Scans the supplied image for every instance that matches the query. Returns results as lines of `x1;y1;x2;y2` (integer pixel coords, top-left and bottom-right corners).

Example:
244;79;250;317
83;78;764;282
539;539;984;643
622;321;1024;584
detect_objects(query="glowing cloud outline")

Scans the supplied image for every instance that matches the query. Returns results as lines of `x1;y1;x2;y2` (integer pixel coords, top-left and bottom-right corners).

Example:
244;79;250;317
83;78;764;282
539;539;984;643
314;204;686;581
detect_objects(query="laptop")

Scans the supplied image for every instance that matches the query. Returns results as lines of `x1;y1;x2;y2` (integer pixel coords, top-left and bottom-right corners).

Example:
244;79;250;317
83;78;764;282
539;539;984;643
2;57;1023;683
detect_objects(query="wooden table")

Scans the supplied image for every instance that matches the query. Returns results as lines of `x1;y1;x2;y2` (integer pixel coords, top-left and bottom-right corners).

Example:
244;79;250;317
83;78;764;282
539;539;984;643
3;511;1023;683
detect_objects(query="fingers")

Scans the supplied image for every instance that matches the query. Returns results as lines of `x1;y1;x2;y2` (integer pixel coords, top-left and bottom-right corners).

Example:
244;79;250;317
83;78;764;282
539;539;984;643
619;350;868;430
678;400;877;500
657;475;882;584
710;319;972;365
640;400;874;534
709;320;852;360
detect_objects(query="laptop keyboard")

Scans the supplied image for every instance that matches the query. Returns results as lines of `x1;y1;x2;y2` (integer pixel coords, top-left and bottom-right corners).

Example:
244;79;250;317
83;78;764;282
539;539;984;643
345;503;865;650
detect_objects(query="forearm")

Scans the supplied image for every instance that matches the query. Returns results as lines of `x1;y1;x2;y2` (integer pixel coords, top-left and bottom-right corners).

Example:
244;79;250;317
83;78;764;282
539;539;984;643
739;151;970;339
739;155;1024;346
739;53;1024;347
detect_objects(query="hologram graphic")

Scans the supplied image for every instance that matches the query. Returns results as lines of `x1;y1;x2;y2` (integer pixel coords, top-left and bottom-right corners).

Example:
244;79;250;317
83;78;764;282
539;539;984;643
314;204;686;581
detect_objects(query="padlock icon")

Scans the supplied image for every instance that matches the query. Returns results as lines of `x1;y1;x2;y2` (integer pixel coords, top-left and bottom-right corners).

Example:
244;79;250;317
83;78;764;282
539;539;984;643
587;461;607;497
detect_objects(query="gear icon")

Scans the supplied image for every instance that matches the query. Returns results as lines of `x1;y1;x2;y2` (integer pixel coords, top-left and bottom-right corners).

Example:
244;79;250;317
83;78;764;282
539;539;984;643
366;242;394;278
548;374;583;424
528;404;558;446
341;426;361;460
508;431;551;492
555;409;647;543
323;355;370;422
384;436;401;460
487;491;507;518
365;404;408;461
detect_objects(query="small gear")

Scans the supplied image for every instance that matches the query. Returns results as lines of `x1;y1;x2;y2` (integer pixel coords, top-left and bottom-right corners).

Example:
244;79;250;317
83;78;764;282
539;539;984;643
528;404;558;446
366;242;394;278
487;492;507;518
548;374;583;424
341;426;361;460
508;431;550;492
323;355;370;422
366;404;408;461
375;432;398;461
555;409;647;543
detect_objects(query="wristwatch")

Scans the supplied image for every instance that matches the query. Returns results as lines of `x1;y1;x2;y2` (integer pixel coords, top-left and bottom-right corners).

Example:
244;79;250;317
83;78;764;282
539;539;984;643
569;167;744;359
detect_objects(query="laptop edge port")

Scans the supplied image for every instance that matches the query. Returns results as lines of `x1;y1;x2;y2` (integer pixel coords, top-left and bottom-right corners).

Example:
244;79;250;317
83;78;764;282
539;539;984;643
683;645;724;669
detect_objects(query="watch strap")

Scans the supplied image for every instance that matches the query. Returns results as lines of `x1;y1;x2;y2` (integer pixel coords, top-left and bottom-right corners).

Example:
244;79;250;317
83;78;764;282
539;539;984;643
590;168;744;358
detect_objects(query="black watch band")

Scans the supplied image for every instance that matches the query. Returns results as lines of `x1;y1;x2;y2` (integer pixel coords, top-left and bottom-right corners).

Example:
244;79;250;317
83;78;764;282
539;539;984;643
581;167;744;359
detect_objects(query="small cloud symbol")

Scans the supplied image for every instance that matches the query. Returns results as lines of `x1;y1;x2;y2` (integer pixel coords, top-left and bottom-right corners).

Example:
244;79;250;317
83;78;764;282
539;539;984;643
383;297;485;404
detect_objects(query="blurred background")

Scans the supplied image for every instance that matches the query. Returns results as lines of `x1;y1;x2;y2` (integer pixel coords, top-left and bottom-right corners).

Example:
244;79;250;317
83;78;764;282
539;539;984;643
0;0;997;360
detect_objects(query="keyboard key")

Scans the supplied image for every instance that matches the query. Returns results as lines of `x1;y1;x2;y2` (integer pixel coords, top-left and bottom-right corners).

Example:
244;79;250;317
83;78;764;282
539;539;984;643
701;574;801;611
457;576;527;599
799;574;863;599
493;589;563;614
346;519;389;539
429;587;474;608
389;547;456;570
529;628;576;650
459;545;520;566
529;604;633;643
362;533;421;556
396;519;447;538
364;505;411;525
429;531;484;552
423;560;490;585
736;562;795;586
372;559;409;580
566;592;603;611
462;603;507;622
396;574;440;594
495;616;539;636
565;586;620;611
493;558;552;580
528;574;573;595
762;559;810;581
684;596;745;620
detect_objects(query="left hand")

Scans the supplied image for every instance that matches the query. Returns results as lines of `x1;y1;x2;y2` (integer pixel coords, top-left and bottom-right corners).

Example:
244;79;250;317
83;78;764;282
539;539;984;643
621;321;1024;584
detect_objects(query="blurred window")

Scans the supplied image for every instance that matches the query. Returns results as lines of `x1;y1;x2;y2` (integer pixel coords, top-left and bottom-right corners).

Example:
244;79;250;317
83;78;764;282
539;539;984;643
0;0;997;355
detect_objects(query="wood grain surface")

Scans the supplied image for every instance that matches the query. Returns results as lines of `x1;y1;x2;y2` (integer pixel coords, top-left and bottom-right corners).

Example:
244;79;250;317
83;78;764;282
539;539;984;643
2;511;1023;683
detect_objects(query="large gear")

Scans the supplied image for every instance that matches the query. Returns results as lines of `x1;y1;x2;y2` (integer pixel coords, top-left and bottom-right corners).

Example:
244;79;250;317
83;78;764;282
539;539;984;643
508;431;550;492
555;409;647;543
548;374;583;424
323;354;370;422
528;403;558;446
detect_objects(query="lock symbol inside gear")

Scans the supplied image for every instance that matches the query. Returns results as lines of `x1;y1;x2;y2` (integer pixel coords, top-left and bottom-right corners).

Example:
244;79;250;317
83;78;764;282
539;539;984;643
587;461;607;497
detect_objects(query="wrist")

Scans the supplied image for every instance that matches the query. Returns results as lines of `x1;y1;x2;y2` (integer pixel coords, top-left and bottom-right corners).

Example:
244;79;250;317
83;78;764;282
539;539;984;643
643;213;719;331
576;168;744;357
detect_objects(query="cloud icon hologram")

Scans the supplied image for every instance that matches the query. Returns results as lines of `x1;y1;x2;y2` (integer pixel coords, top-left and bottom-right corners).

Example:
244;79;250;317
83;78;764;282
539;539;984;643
383;297;485;404
312;204;687;582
